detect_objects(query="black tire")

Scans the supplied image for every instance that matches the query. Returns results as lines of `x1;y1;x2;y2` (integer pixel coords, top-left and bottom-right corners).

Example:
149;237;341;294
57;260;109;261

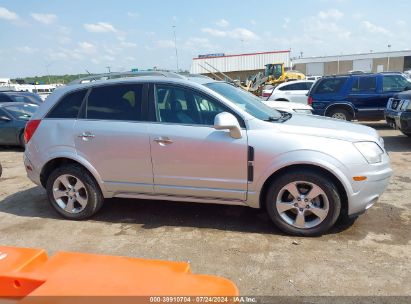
265;169;341;236
0;162;2;178
19;132;25;149
327;108;353;121
402;132;411;137
46;164;104;220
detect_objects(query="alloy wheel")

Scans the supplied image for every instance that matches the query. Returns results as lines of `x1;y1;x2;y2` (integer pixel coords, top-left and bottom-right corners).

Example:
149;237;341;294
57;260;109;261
52;174;89;214
275;181;329;229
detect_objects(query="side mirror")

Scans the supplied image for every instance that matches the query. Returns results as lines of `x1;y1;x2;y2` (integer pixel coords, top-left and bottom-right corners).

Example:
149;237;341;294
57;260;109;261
213;112;242;139
0;116;11;122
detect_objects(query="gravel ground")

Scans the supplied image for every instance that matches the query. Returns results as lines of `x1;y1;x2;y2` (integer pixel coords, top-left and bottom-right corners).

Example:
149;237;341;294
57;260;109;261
0;122;410;296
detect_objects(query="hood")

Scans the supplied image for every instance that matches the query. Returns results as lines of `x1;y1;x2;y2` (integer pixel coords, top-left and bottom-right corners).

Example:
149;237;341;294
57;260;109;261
394;89;411;99
276;114;380;142
262;100;312;110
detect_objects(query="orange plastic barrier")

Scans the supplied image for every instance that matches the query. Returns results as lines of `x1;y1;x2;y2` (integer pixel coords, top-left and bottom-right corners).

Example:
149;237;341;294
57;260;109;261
0;246;238;302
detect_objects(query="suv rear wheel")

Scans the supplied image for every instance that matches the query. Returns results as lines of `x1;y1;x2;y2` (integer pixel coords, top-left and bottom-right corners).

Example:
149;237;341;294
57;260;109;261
46;164;104;220
327;108;353;121
265;169;341;236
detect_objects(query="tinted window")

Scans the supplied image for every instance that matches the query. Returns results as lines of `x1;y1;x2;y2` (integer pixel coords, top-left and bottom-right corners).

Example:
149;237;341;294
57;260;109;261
87;84;143;121
304;82;314;90
155;85;229;126
3;103;38;120
383;75;410;92
314;78;347;94
47;90;87;119
279;82;308;91
0;94;12;103
9;94;42;104
351;76;377;92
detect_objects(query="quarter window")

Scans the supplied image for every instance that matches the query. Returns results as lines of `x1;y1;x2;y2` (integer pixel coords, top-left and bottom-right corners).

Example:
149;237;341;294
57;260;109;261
314;78;347;94
86;84;143;121
47;89;87;119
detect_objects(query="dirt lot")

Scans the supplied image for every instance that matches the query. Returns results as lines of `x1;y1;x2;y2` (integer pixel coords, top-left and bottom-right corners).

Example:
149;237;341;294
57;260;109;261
0;122;410;296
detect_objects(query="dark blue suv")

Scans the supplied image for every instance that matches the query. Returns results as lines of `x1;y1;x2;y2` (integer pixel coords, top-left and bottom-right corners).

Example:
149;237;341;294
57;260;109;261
308;73;411;121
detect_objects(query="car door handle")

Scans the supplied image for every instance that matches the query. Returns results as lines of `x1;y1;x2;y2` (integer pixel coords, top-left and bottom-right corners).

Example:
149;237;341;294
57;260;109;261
153;137;173;145
78;132;95;141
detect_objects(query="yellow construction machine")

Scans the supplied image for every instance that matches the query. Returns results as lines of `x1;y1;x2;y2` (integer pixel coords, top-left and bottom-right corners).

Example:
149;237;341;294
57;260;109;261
243;63;305;94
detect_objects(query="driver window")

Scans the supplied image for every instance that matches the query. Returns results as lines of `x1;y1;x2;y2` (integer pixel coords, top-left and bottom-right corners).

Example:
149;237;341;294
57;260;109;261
155;85;234;126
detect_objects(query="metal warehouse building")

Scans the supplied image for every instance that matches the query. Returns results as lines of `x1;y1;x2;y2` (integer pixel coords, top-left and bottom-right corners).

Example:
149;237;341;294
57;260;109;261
293;50;411;76
190;50;291;81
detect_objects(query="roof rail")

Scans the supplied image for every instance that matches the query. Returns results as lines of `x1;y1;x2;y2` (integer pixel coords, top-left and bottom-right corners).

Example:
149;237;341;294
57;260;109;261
68;71;186;85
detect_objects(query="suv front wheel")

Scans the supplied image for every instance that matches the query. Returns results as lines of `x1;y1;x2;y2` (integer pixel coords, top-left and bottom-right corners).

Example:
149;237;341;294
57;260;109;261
46;164;104;220
265;169;341;236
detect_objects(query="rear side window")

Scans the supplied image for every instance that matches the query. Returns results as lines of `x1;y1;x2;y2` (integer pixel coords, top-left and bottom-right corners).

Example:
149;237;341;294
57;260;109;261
279;83;307;91
47;90;87;118
351;76;377;92
86;84;143;121
314;78;347;94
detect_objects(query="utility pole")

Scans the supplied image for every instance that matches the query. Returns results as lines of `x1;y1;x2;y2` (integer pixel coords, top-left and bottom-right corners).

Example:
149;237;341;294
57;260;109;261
172;25;179;71
106;66;111;73
44;62;52;84
387;44;391;71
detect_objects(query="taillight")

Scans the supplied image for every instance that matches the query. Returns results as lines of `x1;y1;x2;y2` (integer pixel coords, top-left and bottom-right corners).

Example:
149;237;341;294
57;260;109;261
308;96;313;105
262;92;270;97
24;120;41;144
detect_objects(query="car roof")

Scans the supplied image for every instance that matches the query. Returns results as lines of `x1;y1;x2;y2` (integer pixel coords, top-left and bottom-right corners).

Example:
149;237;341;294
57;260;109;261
321;72;402;78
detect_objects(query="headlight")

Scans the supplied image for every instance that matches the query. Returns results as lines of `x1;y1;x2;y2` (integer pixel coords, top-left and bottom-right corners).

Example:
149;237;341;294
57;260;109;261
293;109;312;114
354;142;384;164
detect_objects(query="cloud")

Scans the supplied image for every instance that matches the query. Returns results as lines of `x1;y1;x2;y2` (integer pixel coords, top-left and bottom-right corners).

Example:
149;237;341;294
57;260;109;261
215;19;229;27
202;27;259;40
84;22;117;33
318;9;343;20
127;12;139;18
156;40;176;48
362;21;389;35
16;46;37;54
77;41;96;54
31;13;57;25
0;7;18;20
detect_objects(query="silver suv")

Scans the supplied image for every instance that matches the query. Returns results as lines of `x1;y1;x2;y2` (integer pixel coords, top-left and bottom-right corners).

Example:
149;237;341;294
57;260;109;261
23;76;392;236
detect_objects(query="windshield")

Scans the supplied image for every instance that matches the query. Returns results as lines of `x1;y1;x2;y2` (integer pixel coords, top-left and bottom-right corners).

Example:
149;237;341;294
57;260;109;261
205;82;282;121
3;103;38;120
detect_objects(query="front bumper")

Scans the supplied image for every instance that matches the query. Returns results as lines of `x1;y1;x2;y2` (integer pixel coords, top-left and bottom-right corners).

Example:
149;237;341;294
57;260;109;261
346;159;392;216
385;109;411;134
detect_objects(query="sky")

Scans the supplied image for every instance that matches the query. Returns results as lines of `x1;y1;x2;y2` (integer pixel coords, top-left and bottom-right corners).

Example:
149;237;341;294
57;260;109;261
0;0;410;78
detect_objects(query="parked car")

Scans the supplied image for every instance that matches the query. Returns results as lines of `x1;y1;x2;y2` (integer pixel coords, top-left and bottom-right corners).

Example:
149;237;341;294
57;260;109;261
0;102;39;147
24;76;392;236
385;90;411;136
0;91;43;105
262;100;313;114
308;73;411;121
262;80;315;104
306;76;322;81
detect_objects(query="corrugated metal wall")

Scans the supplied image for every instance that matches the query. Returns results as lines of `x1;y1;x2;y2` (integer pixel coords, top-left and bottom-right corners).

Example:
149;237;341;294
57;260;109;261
190;51;291;74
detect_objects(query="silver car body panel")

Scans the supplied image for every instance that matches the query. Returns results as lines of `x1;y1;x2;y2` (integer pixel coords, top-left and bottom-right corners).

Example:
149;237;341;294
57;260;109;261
25;77;392;216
